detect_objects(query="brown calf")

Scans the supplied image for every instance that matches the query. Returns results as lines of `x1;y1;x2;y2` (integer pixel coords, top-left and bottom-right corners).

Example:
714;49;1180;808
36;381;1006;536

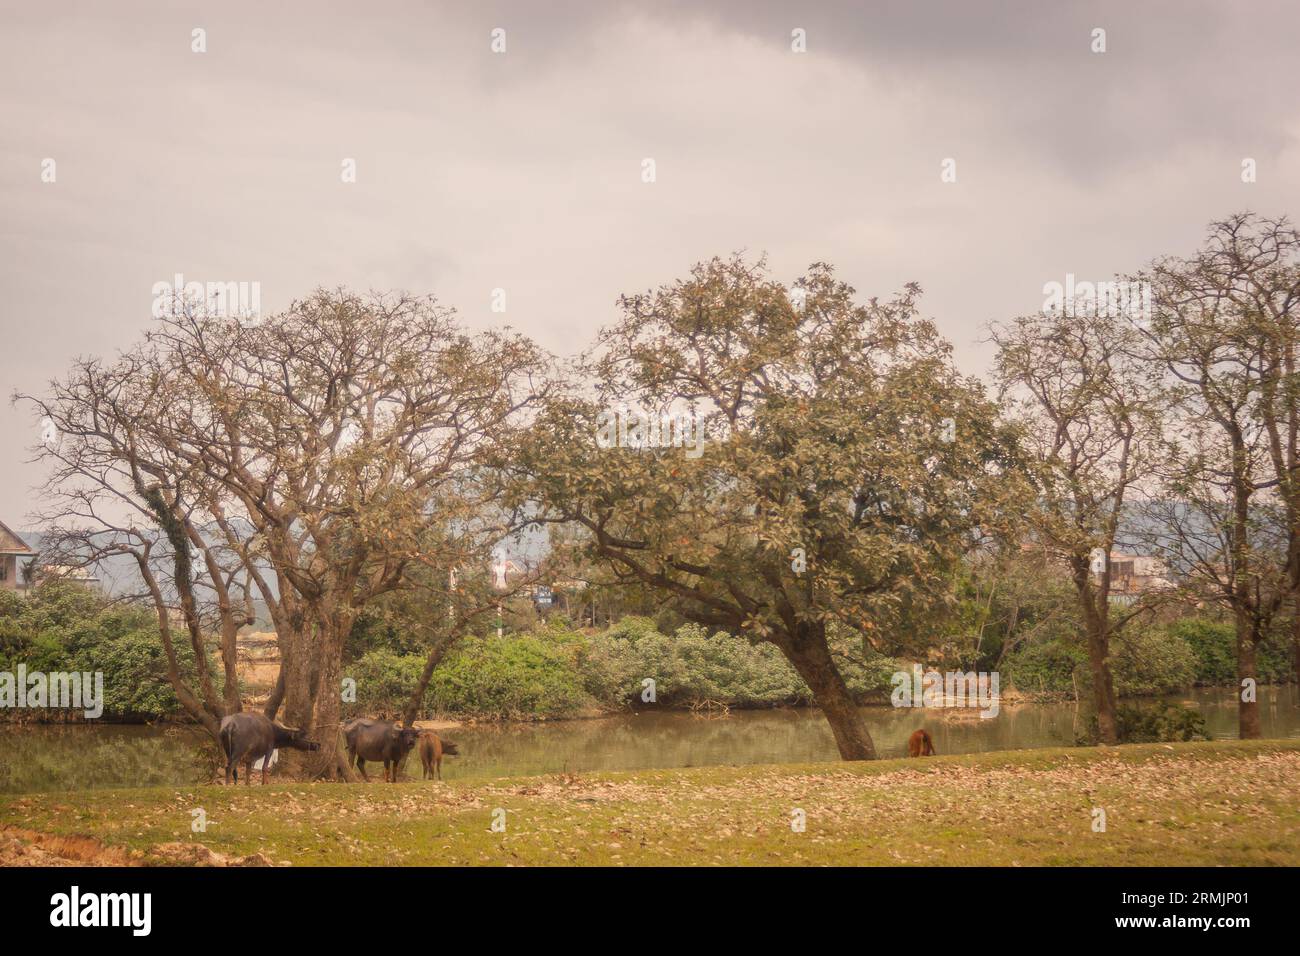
418;731;459;780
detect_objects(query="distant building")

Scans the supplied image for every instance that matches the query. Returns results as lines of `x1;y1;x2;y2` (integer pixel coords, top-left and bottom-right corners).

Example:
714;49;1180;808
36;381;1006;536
1104;552;1174;601
0;520;35;591
1018;539;1176;601
37;564;102;590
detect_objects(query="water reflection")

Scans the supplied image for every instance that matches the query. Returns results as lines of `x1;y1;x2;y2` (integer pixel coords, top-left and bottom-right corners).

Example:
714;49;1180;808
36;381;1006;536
1;686;1296;793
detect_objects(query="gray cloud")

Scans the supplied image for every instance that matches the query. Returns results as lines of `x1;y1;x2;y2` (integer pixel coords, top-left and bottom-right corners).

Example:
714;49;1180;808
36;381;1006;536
1;0;1297;520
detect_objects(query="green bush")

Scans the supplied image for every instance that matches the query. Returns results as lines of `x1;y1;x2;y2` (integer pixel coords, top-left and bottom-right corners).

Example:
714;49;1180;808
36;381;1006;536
343;635;596;721
582;620;897;709
340;648;428;720
75;627;207;718
1172;618;1237;684
1111;624;1197;695
1116;703;1210;743
1075;702;1210;745
1005;615;1291;700
1004;639;1087;696
1170;617;1292;685
0;580;218;721
427;634;593;719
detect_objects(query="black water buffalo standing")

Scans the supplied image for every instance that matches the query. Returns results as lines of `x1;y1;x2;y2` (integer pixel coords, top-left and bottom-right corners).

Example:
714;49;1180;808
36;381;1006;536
418;731;459;781
219;712;319;785
342;719;421;782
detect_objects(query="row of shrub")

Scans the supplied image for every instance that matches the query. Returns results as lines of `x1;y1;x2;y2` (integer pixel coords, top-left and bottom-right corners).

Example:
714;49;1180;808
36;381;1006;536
341;616;902;720
342;613;1288;721
1003;618;1294;698
3;582;1292;723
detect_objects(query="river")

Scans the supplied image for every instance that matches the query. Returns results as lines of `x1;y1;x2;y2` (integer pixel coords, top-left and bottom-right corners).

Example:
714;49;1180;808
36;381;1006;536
2;685;1297;793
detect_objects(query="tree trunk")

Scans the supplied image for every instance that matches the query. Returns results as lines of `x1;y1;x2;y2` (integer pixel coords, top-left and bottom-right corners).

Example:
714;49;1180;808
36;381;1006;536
1073;562;1119;745
312;650;344;777
307;611;357;780
1086;626;1119;745
271;615;359;780
401;631;462;727
278;621;315;731
1293;598;1300;690
219;618;242;715
780;623;876;760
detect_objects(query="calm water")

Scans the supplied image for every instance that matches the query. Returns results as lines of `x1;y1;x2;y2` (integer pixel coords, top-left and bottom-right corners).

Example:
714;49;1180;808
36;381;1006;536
2;686;1297;793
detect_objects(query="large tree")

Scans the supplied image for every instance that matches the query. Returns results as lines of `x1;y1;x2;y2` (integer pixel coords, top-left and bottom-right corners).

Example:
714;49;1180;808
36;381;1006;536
27;291;546;775
513;256;1027;759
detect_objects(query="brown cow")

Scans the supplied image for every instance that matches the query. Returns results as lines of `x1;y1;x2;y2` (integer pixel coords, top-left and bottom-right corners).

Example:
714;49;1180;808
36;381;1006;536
418;731;459;780
907;728;936;757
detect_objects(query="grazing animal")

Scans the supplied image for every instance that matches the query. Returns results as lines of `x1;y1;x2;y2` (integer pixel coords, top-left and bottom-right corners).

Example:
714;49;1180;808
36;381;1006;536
908;728;936;757
219;712;319;785
343;718;421;782
417;731;459;780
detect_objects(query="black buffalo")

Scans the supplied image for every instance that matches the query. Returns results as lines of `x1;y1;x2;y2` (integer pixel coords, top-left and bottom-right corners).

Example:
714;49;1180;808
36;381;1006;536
219;712;319;785
342;718;421;782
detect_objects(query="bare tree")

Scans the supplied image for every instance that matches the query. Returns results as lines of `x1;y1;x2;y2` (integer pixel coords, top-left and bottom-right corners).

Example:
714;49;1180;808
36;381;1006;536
1144;214;1300;736
22;350;255;739
991;304;1171;743
24;291;547;775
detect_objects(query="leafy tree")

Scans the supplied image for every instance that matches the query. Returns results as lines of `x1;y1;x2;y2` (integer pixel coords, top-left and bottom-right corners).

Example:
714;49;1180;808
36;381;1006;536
514;256;1029;759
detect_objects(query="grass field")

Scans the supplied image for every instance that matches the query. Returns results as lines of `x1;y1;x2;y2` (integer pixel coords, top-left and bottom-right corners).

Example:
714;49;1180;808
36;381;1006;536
3;739;1298;866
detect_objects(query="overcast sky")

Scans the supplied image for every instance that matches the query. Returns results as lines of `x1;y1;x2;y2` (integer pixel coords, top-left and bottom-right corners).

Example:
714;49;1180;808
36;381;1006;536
1;0;1298;523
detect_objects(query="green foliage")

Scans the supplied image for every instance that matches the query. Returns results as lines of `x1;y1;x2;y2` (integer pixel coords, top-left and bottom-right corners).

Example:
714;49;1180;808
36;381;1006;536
345;611;419;660
585;622;810;707
339;617;902;720
1004;639;1088;696
1075;702;1210;745
1002;614;1273;699
426;634;591;720
73;628;201;718
1169;617;1292;685
577;619;898;710
0;579;216;721
1111;624;1197;695
340;648;427;720
1173;618;1237;684
600;615;662;643
1116;703;1210;743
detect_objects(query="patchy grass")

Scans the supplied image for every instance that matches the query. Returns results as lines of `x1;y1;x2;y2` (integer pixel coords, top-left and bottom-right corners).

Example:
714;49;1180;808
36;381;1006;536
2;739;1298;866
